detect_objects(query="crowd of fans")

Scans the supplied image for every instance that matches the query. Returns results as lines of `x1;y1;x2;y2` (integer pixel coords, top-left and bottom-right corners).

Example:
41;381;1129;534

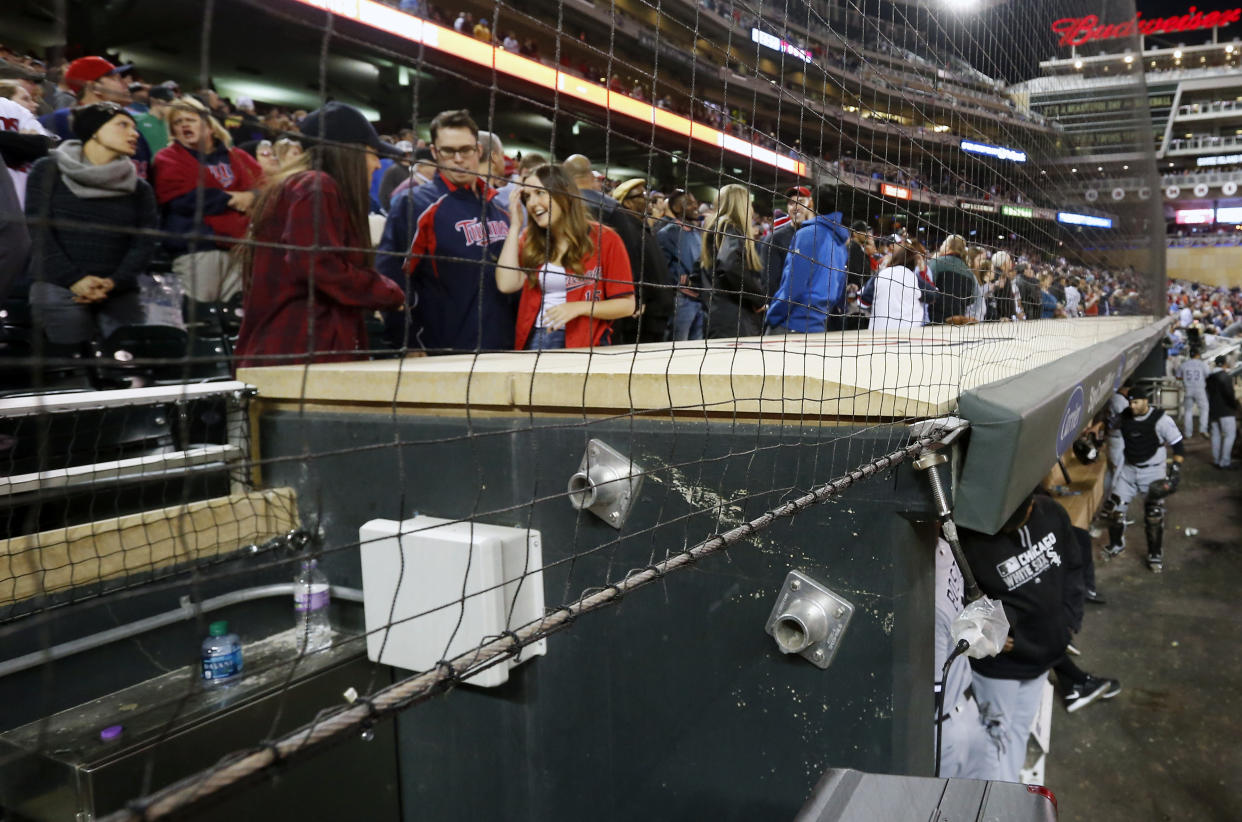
1167;278;1242;344
0;38;1185;373
1169;231;1242;247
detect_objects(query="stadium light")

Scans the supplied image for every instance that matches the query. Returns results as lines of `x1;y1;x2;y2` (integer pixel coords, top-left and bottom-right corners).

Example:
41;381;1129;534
1124;54;1134;64
1174;48;1183;58
1074;59;1083;69
287;0;807;176
1057;212;1113;228
960;139;1027;162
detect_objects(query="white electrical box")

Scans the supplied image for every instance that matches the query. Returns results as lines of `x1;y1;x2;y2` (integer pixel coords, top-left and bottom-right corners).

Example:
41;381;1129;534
358;516;547;688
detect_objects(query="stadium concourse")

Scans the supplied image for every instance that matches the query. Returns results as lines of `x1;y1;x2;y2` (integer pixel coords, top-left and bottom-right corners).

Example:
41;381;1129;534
2;0;1242;820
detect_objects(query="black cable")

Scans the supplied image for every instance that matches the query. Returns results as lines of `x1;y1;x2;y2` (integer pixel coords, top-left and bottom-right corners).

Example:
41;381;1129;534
934;638;969;778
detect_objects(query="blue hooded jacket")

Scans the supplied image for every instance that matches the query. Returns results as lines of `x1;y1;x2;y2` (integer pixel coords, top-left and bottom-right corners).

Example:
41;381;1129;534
766;212;850;332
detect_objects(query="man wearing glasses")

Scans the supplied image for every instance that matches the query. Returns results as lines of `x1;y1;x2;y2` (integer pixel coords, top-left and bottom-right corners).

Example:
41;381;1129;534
378;109;516;352
609;177;673;344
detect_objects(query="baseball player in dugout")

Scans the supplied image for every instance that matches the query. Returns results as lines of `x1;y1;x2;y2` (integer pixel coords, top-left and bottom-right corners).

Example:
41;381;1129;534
1176;346;1211;440
1099;384;1185;573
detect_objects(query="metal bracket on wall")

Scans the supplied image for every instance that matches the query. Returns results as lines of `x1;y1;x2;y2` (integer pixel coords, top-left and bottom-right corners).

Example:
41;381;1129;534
764;570;855;670
566;439;643;529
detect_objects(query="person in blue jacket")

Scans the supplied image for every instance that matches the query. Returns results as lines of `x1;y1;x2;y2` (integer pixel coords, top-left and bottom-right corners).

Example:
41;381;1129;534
765;184;851;334
377;109;517;352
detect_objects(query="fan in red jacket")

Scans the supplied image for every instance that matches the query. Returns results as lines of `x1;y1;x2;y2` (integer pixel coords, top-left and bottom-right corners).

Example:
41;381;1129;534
493;164;634;351
153;97;263;302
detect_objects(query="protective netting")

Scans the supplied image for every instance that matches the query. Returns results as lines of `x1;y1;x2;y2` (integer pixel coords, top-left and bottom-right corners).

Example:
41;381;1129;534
0;0;1171;818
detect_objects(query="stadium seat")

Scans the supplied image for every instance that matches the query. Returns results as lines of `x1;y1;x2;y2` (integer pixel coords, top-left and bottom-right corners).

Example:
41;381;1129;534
98;325;191;387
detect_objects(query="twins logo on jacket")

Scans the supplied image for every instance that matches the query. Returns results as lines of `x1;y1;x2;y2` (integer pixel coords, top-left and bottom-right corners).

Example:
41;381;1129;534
453;218;510;248
205;161;236;189
996;527;1062;591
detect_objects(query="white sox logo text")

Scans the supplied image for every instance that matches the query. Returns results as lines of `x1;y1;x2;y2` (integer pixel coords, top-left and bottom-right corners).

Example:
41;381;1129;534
996;531;1062;591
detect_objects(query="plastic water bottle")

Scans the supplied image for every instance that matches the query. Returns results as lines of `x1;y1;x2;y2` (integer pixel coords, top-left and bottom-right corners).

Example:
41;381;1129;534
201;620;243;684
294;559;332;653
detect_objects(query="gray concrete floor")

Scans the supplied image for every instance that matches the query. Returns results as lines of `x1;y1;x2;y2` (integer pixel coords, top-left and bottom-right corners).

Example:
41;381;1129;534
1046;434;1242;822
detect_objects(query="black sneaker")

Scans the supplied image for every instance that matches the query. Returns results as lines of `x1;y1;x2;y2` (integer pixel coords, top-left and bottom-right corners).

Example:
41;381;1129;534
1085;588;1107;605
1148;555;1163;573
1064;676;1112;713
1100;678;1122;699
1103;544;1125;559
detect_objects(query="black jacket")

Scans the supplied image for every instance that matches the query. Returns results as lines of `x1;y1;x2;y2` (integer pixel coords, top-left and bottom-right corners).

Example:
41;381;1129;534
0;132;50;297
581;190;673;343
963;496;1085;680
1016;274;1042;320
761;221;795;299
846;240;871;291
705;226;766;339
927;254;976;324
1207;369;1240;421
22;156;157;294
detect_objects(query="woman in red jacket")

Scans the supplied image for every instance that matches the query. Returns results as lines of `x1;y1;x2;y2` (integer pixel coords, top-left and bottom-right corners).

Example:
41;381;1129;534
495;164;635;350
233;103;404;368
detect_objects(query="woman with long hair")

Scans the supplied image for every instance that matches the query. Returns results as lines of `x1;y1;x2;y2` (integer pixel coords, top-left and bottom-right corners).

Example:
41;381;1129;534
987;250;1018;321
701;183;766;338
495;163;635;350
233;102;404;368
867;240;924;332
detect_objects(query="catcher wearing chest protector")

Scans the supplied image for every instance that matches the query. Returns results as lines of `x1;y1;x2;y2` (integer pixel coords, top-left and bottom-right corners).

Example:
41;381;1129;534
1097;384;1185;573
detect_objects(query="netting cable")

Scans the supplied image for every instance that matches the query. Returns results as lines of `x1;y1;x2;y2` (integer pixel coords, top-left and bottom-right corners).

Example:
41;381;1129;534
98;421;962;822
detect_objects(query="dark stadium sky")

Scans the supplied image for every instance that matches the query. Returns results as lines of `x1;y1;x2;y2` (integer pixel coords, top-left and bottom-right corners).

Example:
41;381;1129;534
945;0;1240;82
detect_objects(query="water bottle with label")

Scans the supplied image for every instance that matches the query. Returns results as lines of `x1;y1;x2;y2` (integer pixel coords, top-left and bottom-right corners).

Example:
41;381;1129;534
201;621;243;684
294;558;332;653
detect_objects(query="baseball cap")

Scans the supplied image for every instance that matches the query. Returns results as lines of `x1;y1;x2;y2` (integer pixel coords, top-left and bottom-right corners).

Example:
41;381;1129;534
236;95;255;111
394;140;414;153
64;56;132;91
297;101;401;158
783;185;811;200
148;85;175;102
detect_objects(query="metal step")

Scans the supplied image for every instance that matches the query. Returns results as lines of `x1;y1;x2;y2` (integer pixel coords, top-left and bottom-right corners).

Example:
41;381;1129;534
0;444;244;497
0;380;250;419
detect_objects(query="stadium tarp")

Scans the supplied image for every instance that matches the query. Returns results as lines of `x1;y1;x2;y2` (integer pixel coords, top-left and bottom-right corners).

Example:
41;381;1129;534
955;318;1172;535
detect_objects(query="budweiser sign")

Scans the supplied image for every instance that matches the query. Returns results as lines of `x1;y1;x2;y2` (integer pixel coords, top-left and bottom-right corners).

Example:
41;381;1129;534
1052;6;1242;47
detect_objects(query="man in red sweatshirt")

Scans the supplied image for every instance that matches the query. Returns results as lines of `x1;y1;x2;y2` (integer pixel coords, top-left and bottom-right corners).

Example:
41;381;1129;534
153;96;262;303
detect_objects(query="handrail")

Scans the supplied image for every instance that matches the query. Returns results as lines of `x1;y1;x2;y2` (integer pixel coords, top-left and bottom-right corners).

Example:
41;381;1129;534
0;583;365;679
